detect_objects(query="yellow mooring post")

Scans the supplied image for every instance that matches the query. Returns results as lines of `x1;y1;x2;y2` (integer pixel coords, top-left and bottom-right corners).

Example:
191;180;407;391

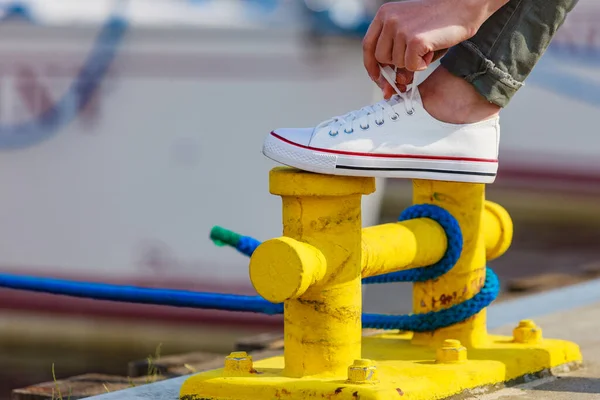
250;168;375;378
180;167;582;400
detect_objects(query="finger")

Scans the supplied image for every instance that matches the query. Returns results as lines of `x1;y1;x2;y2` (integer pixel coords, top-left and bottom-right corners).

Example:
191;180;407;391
422;51;435;66
374;24;394;65
405;38;432;72
377;72;391;90
382;81;407;98
362;18;384;82
392;37;406;70
395;69;414;86
383;84;396;99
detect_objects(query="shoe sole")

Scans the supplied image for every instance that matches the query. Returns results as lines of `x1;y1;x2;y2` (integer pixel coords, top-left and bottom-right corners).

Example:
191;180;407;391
263;132;498;184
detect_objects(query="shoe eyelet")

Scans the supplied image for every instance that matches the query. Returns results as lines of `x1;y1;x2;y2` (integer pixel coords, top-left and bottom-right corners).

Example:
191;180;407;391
406;108;415;116
329;130;339;137
360;124;370;130
390;113;400;121
344;128;354;134
375;119;384;126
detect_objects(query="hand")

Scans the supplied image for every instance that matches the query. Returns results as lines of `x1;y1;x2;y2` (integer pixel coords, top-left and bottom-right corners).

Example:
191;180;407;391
363;0;481;87
378;67;414;99
379;50;448;99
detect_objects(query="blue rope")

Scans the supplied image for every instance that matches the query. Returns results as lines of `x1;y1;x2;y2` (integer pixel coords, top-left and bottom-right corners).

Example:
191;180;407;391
236;235;262;257
0;8;128;150
208;205;464;283
0;272;283;315
362;204;463;283
363;204;498;330
201;204;499;331
0;204;499;332
362;267;499;331
0;266;497;330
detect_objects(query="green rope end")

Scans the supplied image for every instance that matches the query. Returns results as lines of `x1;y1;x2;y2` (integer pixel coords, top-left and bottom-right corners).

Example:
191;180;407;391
210;226;242;248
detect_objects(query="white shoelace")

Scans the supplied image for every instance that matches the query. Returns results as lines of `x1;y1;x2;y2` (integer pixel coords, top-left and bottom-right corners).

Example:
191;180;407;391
320;65;419;136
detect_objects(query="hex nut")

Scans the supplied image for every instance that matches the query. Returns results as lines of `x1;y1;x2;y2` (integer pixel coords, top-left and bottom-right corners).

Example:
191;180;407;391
513;320;543;344
436;339;467;364
223;351;255;376
347;359;379;384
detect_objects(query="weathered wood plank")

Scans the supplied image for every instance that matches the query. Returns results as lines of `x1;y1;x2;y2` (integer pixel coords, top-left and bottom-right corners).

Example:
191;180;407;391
13;348;286;400
11;373;166;400
127;351;222;378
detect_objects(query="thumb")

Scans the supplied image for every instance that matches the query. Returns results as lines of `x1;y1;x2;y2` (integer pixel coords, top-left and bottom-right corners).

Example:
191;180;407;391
413;53;433;71
422;51;435;66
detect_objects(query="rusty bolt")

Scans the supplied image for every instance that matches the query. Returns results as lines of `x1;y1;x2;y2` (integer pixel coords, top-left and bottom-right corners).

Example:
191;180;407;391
436;339;467;364
347;359;379;384
223;351;254;376
513;320;543;344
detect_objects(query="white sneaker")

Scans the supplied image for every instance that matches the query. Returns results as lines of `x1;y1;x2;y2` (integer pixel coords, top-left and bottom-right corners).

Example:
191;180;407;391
263;66;500;184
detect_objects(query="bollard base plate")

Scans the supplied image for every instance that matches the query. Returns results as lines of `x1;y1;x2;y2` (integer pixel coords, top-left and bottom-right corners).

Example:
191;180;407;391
179;333;582;400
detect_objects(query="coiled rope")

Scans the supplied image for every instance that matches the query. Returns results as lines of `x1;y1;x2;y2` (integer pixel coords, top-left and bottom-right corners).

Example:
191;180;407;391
210;204;499;331
0;204;498;332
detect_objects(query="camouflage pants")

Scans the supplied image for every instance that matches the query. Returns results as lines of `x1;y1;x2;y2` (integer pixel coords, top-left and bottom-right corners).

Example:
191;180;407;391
440;0;580;107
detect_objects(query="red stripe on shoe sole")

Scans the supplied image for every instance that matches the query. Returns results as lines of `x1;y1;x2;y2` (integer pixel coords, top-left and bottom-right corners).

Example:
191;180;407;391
270;132;498;163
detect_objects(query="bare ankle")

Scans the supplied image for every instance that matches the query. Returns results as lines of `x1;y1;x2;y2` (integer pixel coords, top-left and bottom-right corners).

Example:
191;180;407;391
418;66;500;125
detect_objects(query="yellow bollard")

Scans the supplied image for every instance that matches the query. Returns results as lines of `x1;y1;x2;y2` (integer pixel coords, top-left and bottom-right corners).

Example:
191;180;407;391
180;167;582;400
252;167;375;378
411;180;489;348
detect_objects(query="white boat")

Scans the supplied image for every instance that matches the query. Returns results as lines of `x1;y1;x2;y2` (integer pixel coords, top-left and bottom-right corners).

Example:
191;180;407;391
0;0;386;327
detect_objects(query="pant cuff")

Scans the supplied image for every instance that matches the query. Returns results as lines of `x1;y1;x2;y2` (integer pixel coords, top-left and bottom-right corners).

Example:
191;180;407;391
440;41;524;108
